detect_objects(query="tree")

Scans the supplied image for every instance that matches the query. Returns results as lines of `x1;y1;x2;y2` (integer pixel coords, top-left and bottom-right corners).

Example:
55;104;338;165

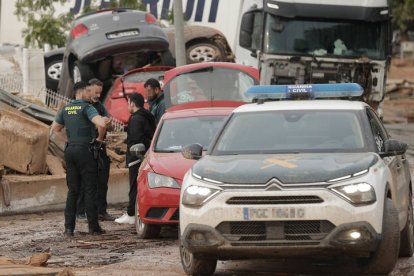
390;0;414;31
15;0;73;48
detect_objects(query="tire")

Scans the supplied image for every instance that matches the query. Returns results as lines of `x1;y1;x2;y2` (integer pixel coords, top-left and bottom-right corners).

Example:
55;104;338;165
72;60;94;83
359;198;400;275
186;40;226;64
45;56;63;92
399;192;414;257
160;50;176;66
135;198;161;239
179;243;217;276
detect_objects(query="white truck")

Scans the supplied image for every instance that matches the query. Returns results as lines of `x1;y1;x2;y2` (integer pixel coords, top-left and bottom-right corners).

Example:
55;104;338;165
238;0;392;109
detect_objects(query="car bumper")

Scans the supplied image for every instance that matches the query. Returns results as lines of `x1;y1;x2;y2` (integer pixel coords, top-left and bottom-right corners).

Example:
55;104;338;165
181;222;380;259
139;186;180;224
73;37;169;63
180;188;383;258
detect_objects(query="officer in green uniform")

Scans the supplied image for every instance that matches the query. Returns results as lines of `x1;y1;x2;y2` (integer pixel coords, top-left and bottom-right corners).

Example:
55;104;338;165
51;81;111;236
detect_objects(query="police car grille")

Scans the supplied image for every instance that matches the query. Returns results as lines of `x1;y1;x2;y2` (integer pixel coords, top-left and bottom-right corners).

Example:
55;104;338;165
216;220;335;244
226;196;323;205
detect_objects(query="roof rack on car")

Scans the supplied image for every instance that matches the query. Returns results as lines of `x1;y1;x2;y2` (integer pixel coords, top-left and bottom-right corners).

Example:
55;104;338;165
246;83;364;103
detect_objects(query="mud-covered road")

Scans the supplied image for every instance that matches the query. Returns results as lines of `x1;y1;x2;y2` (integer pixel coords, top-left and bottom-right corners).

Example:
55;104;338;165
1;110;414;276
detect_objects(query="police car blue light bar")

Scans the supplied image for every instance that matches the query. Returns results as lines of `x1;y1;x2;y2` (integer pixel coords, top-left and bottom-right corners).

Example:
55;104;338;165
245;83;364;100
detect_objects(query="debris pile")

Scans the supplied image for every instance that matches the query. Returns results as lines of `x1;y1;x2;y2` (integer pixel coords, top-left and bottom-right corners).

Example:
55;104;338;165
0;87;127;178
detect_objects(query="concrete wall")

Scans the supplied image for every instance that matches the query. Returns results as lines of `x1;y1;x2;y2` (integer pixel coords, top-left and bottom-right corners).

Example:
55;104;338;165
0;168;129;215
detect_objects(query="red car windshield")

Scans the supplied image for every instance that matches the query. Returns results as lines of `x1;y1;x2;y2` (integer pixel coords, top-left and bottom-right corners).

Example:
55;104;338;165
155;115;227;152
163;67;257;105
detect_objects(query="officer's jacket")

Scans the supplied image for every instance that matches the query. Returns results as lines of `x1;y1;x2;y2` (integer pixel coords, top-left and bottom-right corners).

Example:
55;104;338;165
55;100;99;143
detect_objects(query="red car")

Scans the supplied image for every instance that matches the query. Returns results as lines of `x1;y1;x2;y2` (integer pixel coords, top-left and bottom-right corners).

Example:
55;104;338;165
105;62;259;124
162;62;260;109
135;104;242;238
103;66;173;124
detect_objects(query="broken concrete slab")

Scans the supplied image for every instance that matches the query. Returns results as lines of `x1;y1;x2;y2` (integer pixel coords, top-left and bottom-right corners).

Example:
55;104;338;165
0;102;49;174
0;168;129;215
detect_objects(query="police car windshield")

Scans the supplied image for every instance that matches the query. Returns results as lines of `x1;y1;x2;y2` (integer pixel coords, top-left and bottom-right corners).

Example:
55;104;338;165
213;110;367;155
155;115;226;152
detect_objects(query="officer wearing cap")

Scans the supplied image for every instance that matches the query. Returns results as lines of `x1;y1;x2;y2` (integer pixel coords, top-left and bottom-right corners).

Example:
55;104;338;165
51;81;111;236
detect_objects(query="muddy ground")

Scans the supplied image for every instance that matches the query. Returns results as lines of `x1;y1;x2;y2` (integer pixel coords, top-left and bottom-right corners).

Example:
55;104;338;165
1;61;414;275
0;106;413;276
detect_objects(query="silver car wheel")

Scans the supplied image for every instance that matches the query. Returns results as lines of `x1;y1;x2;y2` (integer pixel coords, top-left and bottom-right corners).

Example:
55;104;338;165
47;62;62;80
73;65;81;83
188;45;217;62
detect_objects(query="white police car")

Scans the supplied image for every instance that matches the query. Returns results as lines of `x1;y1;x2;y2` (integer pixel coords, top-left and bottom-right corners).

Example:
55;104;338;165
179;83;413;275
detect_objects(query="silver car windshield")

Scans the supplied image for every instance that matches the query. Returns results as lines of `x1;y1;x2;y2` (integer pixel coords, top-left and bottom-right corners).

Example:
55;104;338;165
155;115;227;152
214;110;366;154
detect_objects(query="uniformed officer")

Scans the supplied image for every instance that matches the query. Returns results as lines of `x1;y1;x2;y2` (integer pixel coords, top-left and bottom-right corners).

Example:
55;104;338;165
76;78;114;221
51;81;111;236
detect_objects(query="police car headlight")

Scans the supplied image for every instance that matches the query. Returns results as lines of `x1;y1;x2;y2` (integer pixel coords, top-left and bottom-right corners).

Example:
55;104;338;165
147;172;180;189
331;183;376;205
182;185;221;207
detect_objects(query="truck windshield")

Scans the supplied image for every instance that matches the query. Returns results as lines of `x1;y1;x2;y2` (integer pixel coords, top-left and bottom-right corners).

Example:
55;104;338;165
264;14;387;60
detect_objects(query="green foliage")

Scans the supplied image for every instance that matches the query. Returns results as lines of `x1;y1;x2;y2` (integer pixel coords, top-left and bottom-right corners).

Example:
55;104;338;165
390;0;414;31
15;0;73;48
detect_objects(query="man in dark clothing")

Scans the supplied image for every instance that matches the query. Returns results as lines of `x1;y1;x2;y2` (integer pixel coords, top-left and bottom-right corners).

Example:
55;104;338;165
77;78;114;221
51;81;111;236
115;93;156;224
145;78;165;125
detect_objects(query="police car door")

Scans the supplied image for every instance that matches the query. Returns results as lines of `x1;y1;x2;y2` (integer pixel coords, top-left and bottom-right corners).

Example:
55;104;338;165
366;108;407;211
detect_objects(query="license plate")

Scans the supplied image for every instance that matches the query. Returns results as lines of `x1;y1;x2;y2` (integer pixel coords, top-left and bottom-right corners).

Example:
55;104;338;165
243;207;305;220
107;30;139;39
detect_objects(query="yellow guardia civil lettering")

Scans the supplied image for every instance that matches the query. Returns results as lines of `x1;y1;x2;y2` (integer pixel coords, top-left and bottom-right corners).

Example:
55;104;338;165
64;106;82;111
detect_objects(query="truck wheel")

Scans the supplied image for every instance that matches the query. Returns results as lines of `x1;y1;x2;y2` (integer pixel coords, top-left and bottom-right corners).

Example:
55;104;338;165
399;192;414;257
135;199;160;239
72;60;94;83
186;40;225;64
359;198;400;275
180;243;217;276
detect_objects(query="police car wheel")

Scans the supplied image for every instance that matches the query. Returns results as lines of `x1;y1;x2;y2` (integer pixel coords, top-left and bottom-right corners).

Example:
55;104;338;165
135;199;160;239
179;243;217;276
358;198;400;274
399;192;414;257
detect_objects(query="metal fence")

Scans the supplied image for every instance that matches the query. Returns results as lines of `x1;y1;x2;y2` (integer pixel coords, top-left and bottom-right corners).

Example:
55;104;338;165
0;72;125;133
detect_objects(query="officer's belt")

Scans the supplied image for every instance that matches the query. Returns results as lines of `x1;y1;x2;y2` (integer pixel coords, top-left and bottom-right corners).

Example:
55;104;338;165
67;141;90;146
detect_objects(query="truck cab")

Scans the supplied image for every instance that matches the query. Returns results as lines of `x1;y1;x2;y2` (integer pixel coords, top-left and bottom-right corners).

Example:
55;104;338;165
239;0;392;109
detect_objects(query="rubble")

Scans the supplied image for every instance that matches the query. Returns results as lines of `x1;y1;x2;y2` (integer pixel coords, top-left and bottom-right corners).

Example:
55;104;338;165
0;102;49;174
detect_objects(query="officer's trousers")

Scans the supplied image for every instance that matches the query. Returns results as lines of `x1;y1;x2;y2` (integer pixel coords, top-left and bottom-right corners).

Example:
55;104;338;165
77;149;110;215
64;144;100;230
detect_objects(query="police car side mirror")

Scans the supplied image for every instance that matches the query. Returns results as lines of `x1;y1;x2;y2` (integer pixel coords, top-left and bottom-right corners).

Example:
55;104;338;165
181;143;203;160
380;139;408;157
130;143;146;158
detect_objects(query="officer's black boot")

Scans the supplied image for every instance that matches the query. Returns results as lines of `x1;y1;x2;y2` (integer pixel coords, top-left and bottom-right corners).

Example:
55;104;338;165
89;225;105;235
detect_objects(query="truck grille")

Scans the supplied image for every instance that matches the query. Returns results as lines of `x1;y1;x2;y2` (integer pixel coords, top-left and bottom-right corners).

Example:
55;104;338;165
216;220;335;245
226;196;323;205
